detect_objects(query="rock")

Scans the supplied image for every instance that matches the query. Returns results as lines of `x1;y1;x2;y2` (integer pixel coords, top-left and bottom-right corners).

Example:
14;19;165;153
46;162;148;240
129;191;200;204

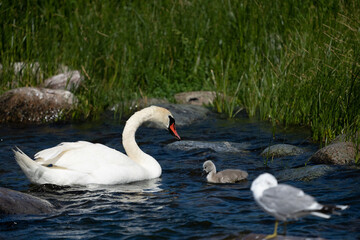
12;62;41;75
0;87;77;123
310;142;358;165
174;91;217;105
261;144;304;158
167;140;250;153
43;70;83;91
56;64;71;74
0;187;53;215
110;98;169;112
331;132;360;144
1;62;43;88
130;98;170;110
151;103;214;127
277;165;334;182
331;134;348;144
115;103;213;127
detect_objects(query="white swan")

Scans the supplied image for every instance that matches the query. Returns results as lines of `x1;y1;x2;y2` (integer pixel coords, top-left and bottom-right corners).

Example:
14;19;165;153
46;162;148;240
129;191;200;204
14;106;181;186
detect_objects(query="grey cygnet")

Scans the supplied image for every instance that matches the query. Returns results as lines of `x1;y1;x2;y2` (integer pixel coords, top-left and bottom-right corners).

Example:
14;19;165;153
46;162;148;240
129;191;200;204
203;160;248;183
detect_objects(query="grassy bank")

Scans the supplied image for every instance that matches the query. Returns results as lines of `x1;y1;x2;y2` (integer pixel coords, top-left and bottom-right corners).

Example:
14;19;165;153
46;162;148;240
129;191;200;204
0;0;359;143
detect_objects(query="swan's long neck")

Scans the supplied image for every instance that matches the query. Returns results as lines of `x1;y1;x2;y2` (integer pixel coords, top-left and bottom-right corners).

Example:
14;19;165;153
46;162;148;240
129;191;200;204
122;107;161;175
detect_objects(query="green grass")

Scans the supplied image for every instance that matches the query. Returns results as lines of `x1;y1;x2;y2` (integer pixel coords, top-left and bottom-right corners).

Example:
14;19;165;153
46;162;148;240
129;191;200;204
0;0;359;148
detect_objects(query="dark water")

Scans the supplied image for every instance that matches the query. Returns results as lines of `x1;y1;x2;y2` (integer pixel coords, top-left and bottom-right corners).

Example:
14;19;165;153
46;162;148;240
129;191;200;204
0;115;359;239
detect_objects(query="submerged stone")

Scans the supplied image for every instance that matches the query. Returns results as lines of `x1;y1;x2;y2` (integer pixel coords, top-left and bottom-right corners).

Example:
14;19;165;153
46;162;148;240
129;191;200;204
0;187;53;215
261;144;304;158
167;140;250;153
0;87;77;123
277;164;334;182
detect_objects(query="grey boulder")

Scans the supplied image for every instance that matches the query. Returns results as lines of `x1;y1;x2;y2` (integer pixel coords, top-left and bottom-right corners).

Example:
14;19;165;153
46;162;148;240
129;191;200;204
277;164;334;182
0;187;53;215
174;91;217;106
43;70;83;91
150;103;214;127
310;142;358;165
261;144;304;158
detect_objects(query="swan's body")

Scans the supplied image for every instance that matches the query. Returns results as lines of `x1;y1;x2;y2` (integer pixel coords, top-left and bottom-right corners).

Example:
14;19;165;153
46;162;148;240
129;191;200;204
14;106;181;186
202;160;248;183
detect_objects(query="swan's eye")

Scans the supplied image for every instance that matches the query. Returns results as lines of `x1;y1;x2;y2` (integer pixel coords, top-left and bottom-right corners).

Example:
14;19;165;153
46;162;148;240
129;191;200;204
168;115;175;128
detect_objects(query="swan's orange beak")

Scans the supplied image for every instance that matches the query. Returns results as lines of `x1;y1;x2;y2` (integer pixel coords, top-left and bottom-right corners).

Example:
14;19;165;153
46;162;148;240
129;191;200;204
169;122;181;140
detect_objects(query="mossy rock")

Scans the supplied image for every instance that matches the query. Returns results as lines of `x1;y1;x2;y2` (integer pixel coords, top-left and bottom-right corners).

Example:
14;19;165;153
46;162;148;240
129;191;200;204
0;87;76;123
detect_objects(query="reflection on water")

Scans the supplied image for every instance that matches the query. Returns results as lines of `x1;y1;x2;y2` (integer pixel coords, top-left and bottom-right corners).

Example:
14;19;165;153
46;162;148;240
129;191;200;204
0;117;359;239
85;178;163;194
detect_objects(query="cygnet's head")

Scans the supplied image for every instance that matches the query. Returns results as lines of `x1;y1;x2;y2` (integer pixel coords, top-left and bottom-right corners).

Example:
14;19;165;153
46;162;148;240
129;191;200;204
203;160;216;173
250;173;278;198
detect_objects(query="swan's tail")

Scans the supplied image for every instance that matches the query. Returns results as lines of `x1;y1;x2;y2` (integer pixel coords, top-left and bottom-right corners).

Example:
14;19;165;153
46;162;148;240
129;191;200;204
13;147;42;183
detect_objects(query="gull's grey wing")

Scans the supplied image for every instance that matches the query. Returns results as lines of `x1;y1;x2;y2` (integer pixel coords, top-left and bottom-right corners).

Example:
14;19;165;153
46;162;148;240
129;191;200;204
258;184;318;221
216;169;248;183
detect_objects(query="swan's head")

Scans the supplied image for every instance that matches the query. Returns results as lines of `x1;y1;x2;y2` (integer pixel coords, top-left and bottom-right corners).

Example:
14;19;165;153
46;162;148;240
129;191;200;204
250;173;278;199
203;160;216;173
151;106;181;140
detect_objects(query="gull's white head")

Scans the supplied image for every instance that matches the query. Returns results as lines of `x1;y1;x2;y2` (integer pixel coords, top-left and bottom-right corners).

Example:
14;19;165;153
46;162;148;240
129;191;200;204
251;173;278;199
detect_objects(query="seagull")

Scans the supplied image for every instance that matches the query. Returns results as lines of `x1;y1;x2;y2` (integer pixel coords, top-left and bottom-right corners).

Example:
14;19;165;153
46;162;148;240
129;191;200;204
250;173;348;239
202;160;248;183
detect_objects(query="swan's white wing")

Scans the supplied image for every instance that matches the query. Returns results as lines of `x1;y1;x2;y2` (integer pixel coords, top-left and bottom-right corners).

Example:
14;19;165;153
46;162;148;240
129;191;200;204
29;141;151;185
35;141;93;164
34;141;137;172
